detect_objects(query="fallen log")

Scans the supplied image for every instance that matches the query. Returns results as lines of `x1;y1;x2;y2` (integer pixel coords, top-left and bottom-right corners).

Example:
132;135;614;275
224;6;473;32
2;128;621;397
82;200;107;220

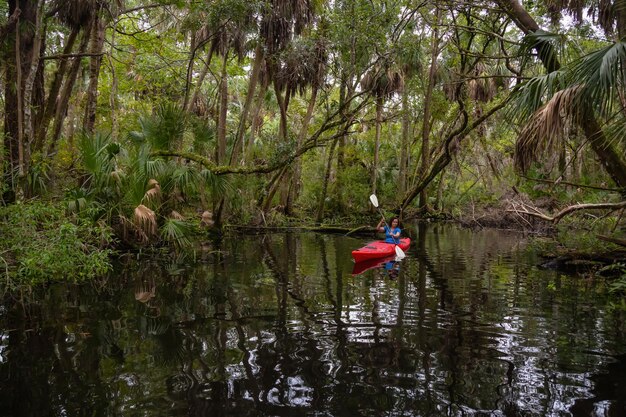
597;235;626;248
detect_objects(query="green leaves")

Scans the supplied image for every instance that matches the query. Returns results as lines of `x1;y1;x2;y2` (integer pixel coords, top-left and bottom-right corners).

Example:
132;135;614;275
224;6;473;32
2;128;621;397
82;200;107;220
160;218;193;249
0;202;114;287
519;29;566;72
133;103;187;151
570;41;626;118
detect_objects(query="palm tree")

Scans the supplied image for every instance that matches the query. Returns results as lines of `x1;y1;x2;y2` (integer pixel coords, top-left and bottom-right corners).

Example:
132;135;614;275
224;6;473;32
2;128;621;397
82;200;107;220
361;64;405;201
500;0;626;189
263;35;328;214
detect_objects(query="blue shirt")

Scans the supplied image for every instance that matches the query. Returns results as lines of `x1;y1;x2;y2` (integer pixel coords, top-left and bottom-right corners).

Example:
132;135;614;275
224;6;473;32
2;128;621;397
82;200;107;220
384;226;401;243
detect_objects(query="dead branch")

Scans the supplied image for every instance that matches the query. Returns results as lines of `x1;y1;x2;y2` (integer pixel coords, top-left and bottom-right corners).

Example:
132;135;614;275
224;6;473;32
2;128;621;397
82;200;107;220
507;200;626;224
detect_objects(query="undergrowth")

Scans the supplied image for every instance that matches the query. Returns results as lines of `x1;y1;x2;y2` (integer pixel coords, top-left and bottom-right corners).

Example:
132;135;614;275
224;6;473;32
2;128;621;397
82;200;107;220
0;201;114;289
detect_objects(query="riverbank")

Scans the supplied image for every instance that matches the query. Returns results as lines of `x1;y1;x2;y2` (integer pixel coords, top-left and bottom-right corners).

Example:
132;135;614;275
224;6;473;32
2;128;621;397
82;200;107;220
1;198;624;291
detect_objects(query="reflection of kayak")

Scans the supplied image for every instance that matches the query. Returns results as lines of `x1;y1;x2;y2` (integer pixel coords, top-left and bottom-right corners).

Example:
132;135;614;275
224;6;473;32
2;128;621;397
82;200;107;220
352;255;396;275
351;238;411;263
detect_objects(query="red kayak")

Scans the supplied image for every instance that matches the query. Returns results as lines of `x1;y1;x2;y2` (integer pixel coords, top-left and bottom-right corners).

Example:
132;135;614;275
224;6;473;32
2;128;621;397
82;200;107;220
351;238;411;263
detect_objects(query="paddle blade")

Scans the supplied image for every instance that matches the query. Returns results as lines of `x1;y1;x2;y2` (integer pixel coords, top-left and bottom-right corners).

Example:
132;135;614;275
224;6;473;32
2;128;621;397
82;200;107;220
369;194;379;208
395;245;406;259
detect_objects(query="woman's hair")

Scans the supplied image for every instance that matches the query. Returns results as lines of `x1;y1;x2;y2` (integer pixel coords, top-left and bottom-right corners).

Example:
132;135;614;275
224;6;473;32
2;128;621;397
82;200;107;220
388;216;399;225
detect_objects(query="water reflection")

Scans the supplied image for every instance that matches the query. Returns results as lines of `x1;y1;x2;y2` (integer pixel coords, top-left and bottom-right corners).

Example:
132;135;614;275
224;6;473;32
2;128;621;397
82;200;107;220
0;224;625;416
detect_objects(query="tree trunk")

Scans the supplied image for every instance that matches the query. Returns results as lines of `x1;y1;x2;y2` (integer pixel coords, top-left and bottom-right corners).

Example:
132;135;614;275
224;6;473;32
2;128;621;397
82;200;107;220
232;43;264;164
216;53;229;164
371;97;383;203
3;0;39;200
23;0;45;171
400;98;507;212
183;31;197;111
246;80;268;160
261;165;289;213
34;27;79;152
418;6;440;210
289;86;318;212
399;87;410;198
334;76;351;214
187;48;215;113
47;24;92;156
83;12;106;134
108;21;119;140
316;138;339;223
212;53;230;229
274;82;288;142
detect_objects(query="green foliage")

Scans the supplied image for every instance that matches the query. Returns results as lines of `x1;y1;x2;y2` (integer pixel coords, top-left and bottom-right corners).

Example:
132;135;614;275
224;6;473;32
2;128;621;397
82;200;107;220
0;202;114;288
160;218;194;249
130;103;187;151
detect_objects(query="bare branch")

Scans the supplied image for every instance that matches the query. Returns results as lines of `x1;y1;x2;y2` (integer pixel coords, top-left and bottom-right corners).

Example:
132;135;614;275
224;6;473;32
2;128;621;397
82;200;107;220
507;200;626;223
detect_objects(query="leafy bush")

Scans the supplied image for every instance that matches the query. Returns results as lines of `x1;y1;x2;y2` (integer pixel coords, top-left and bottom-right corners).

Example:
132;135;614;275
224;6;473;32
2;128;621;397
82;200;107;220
0;201;114;287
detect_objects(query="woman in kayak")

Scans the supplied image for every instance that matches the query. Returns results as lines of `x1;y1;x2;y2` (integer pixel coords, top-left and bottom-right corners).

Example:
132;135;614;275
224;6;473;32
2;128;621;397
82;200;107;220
377;217;401;243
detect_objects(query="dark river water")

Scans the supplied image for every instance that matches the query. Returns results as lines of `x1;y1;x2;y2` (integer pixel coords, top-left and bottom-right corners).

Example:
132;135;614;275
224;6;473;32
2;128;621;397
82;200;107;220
1;224;625;417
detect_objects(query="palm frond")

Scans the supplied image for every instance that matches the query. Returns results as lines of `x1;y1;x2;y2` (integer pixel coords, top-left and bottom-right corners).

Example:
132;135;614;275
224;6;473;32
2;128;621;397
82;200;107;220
66;187;91;214
508;70;567;122
170;210;185;220
514;85;582;172
570;41;626;118
200;168;233;199
190;119;215;155
133;103;187;151
169;165;201;196
145;159;167;181
160;218;193;249
519;29;565;72
143;179;161;205
133;204;157;239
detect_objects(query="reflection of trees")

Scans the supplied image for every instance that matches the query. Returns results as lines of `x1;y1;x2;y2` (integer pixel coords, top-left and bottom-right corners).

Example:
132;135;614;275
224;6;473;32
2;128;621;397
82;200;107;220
1;230;625;415
0;285;112;416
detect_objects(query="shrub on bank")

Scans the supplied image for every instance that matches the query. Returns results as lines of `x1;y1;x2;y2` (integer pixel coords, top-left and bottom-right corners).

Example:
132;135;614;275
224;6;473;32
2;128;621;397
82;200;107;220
0;201;114;288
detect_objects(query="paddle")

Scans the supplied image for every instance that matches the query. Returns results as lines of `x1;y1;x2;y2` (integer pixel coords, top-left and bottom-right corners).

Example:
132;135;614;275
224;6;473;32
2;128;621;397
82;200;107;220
369;194;406;259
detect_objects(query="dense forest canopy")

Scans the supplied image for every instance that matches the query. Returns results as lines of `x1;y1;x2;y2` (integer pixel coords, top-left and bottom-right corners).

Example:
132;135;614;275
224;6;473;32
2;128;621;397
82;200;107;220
1;0;625;243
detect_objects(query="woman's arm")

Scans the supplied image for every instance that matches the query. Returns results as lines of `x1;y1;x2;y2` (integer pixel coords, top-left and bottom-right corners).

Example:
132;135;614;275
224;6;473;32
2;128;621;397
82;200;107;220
376;219;385;232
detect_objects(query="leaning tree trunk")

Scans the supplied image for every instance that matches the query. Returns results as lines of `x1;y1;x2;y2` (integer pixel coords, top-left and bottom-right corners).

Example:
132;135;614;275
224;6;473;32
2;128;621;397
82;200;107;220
275;83;290;213
400;98;507;212
108;19;119;139
83;11;106;134
187;47;215;113
498;0;626;188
